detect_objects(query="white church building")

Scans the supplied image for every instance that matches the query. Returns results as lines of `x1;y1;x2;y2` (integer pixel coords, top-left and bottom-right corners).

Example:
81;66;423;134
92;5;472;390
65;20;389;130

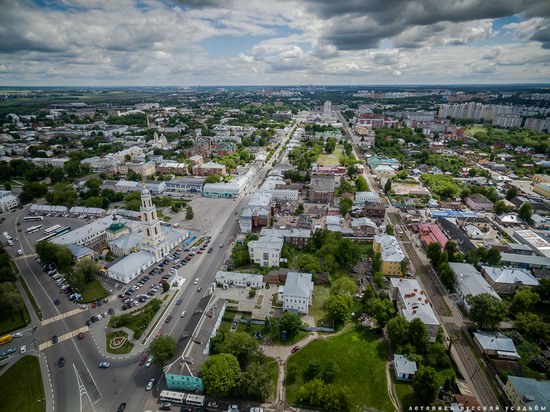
107;184;188;284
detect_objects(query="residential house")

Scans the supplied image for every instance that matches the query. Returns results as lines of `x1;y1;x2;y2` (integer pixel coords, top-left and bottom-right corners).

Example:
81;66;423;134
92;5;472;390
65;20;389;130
464;224;484;239
282;272;314;314
449;262;501;311
504;376;550;410
355;191;380;204
248;230;284;267
464;193;494;211
215;271;263;289
364;202;386;218
157;162;188;175
473;331;520;360
456;216;492;231
393;354;418;381
192;162;226;176
373;234;405;276
481;266;539;295
308;176;335;203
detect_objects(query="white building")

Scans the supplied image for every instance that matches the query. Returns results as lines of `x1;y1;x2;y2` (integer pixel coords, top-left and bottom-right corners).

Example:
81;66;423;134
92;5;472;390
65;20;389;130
52;215;118;247
449;262;501;311
391;278;440;342
0;191;19;212
248;230;284;267
355;191;380;204
114;180;140;193
215;271;263;288
202;172;252;198
282;272;314;314
481;266;539;295
108;250;156;285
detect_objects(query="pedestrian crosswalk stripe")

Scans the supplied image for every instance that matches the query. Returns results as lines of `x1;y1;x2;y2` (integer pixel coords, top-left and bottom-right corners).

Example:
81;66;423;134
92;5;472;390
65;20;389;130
37;326;89;351
41;308;83;326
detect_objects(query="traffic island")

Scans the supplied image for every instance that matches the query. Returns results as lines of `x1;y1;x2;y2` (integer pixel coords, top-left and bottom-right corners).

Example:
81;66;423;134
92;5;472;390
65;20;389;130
106;331;134;355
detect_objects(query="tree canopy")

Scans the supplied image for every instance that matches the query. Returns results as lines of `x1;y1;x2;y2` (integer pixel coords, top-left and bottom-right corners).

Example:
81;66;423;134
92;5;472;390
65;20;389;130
201;353;241;397
467;293;508;330
148;335;177;366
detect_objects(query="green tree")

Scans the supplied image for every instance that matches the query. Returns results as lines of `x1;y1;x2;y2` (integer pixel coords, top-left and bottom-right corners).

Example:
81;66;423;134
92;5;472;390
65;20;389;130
408;318;429;354
385;224;394;236
485;248;501;266
426;242;442;266
279;311;302;337
412;366;439;405
355;176;369;192
371;252;382;274
201;353;241;397
400;257;410;275
444;241;460;263
536;278;550;302
148;336;177;365
339;198;353;216
510;288;541;314
35;241;73;271
384;179;392;193
296;253;322;274
506;187;518;201
45;183;78;208
185;205;194;220
366;298;396;327
494;200;509;215
331;277;357;296
74;258;98;283
161;280;170;293
518;203;533;222
218;332;260;366
335;238;361;265
326;294;352;324
64;270;85;292
238;361;273;401
204;174;221;184
514;312;549;341
467;293;509;330
426;343;451;369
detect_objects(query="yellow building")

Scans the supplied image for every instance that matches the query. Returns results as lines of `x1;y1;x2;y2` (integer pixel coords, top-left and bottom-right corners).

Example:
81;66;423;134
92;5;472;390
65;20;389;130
533;183;550;199
373;234;405;276
532;174;550;184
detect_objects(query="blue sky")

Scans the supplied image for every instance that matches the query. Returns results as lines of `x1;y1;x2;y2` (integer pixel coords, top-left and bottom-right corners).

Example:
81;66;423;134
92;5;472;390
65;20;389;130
0;0;549;85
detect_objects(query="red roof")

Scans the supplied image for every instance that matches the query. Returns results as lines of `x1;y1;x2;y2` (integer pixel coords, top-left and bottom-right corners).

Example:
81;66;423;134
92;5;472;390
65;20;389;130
418;223;448;248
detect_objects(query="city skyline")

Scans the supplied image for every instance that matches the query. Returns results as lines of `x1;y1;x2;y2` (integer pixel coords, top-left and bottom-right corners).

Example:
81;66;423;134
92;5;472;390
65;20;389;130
1;0;550;86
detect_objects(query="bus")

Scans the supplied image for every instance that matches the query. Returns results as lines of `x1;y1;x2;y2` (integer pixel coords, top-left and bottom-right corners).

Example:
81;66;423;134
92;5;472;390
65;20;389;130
23;216;44;222
26;225;44;234
0;335;13;346
36;226;71;243
159;390;186;404
44;225;62;235
185;394;205;406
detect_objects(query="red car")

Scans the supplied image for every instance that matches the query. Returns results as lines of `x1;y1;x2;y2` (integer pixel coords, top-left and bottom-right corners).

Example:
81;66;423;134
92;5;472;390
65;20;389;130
291;346;300;354
92;302;96;308
138;353;148;366
78;332;85;340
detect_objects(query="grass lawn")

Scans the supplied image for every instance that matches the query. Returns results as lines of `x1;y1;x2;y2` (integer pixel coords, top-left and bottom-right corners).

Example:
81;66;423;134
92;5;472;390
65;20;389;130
317;145;344;166
0;355;45;412
80;279;108;303
286;326;393;411
265;356;279;402
465;124;493;137
106;331;134;355
19;276;42;320
395;381;415;411
309;285;331;326
0;305;30;335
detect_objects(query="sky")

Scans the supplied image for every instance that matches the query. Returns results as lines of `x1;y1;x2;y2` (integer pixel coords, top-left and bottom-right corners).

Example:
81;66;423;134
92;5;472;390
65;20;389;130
0;0;549;86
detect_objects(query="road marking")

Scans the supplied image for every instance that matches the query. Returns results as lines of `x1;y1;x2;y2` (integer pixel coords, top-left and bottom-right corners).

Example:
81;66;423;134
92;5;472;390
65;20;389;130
41;308;83;326
37;326;89;351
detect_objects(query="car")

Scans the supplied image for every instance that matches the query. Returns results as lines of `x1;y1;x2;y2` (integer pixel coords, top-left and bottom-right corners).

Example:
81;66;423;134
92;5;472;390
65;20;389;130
145;357;153;367
117;403;127;412
165;315;172;323
176;298;182;305
52;335;58;344
78;332;85;340
146;378;155;391
194;278;199;285
86;320;92;326
208;247;212;253
58;357;66;367
98;362;110;368
1;348;16;356
11;332;23;338
159;402;172;411
20;345;26;354
197;287;202;292
92;302;96;308
180;310;186;318
291;346;300;354
108;308;115;315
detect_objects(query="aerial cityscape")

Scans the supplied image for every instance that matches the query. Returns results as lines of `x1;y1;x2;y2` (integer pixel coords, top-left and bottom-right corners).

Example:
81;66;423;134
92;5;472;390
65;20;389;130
0;1;550;412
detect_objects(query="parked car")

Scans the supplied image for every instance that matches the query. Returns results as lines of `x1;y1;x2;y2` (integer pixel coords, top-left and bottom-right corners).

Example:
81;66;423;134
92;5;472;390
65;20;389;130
20;345;26;354
11;332;23;338
291;346;300;354
145;357;153;367
117;403;127;412
159;402;172;411
78;332;85;340
165;315;172;323
146;378;155;391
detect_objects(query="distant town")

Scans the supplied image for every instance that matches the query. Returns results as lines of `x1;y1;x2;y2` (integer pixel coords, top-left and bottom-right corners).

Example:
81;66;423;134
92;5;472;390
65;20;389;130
0;85;549;412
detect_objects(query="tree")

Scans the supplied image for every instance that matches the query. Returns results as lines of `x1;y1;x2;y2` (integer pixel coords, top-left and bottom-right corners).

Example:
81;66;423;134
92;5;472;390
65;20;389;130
201;353;241;397
296;253;321;274
505;187;518;201
444;241;460;263
494;200;509;215
536;278;550;302
426;343;452;369
467;293;509;330
385;224;394;236
0;281;25;320
45;183;78;208
161;280;170;293
514;312;550;341
510;288;541;314
218;332;260;366
35;241;73;271
408;318;429;354
331;277;357;296
185;205;194;220
412;366;439;405
366;298;396;327
326;294;352;324
518;203;533;222
148;336;177;365
426;242;442;266
64;270;85;292
335;238;361;265
485;248;501;266
355;176;369;192
339;198;353;216
74;258;98;283
238;361;273;401
204;174;221;184
371;252;382;274
384;179;392;193
400;258;410;275
279;311;302;337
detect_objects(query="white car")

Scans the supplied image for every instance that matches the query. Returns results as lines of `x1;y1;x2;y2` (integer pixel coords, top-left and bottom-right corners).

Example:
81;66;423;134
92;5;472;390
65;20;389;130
20;345;26;354
145;357;153;367
194;278;199;285
11;332;23;338
180;311;186;318
146;378;155;391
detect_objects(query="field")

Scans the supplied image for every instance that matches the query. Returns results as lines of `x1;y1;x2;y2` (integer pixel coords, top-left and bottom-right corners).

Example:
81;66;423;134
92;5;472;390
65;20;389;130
80;279;109;303
308;285;331;326
285;326;393;411
0;289;30;335
316;145;344;166
0;355;45;412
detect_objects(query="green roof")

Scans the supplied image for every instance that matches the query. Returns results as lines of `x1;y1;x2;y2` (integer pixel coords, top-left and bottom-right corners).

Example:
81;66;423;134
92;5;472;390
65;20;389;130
107;223;126;232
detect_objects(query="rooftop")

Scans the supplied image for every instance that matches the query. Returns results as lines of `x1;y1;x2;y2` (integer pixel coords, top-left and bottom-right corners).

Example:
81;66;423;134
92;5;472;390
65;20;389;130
449;262;500;300
481;266;539;287
284;272;313;298
375;234;405;263
473;330;520;358
507;376;550;408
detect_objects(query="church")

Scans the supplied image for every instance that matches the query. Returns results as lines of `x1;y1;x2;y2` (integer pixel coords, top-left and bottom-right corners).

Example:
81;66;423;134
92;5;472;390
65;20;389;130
107;183;188;284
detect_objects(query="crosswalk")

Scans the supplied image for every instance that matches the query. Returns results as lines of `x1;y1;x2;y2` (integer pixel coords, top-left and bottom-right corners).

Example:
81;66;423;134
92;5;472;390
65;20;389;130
41;308;84;326
38;326;89;351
